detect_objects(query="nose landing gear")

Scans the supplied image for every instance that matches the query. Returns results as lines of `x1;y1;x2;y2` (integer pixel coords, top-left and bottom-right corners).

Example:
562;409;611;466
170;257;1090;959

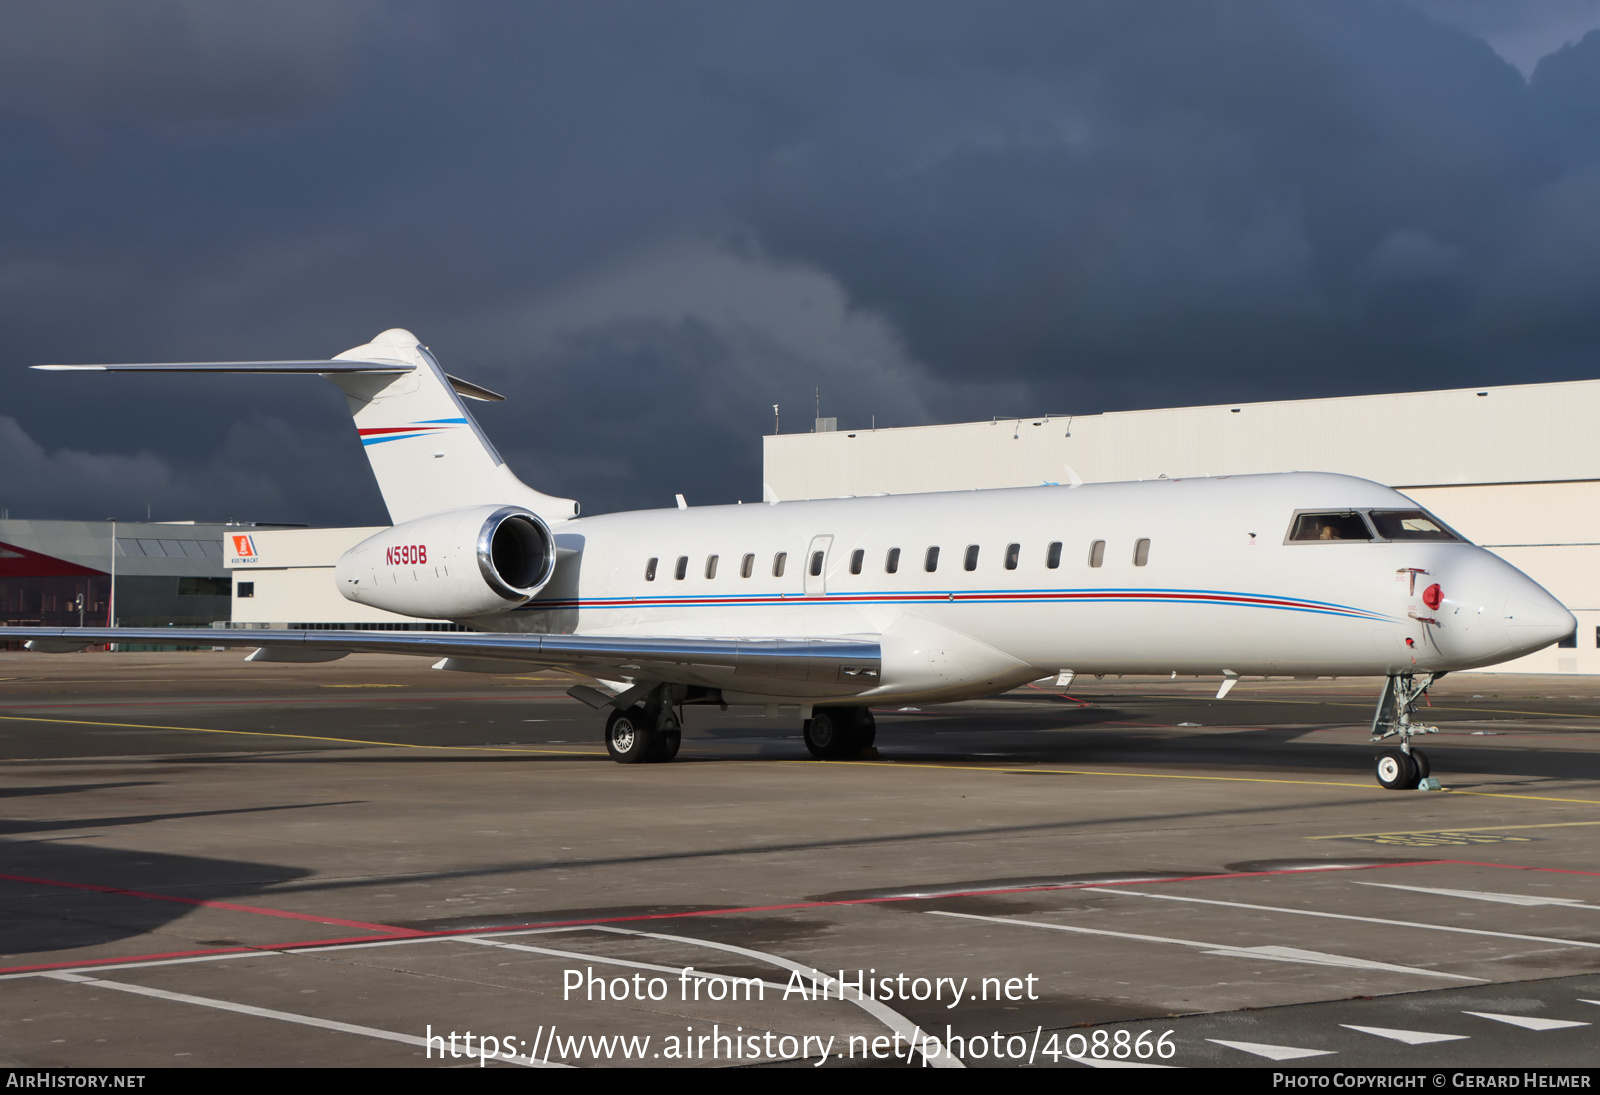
1370;672;1440;790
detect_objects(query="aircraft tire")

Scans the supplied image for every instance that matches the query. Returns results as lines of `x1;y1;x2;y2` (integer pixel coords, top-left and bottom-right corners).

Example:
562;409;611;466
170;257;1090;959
857;708;876;749
1374;747;1418;790
1410;748;1430;780
606;706;659;764
648;711;681;763
804;708;857;759
652;729;681;762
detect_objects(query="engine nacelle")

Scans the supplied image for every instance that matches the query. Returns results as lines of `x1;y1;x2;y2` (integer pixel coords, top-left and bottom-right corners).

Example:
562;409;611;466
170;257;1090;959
335;504;556;618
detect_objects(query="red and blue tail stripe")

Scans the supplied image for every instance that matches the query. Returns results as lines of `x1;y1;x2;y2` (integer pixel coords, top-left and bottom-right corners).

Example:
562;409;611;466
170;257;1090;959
358;418;469;447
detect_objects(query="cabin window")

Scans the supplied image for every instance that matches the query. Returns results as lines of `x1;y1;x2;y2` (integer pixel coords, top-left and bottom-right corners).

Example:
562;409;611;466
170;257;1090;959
675;556;688;580
810;551;825;576
1133;538;1151;566
850;549;864;575
1046;541;1062;569
741;553;754;578
1288;512;1373;542
925;546;940;572
1088;540;1105;567
773;552;787;577
705;554;719;579
645;557;658;581
1005;543;1020;570
1367;510;1460;542
886;547;900;574
964;544;980;571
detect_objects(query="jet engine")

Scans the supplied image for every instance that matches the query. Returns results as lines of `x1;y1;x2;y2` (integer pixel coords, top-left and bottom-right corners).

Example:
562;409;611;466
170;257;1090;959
335;504;556;619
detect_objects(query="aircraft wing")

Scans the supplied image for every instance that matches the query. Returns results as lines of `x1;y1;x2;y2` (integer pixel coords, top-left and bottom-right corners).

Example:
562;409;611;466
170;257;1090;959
4;627;881;698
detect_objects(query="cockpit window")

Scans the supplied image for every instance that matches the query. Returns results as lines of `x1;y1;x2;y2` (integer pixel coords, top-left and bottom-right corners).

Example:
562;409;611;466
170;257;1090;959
1288;512;1373;542
1368;509;1459;541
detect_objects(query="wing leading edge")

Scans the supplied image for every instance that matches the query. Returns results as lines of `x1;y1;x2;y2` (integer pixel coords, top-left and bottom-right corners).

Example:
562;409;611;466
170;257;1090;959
7;627;881;700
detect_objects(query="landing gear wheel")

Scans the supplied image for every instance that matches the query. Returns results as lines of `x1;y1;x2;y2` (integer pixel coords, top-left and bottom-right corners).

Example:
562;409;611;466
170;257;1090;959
653;730;681;762
649;712;681;763
1374;747;1419;790
605;706;659;764
857;709;876;749
805;708;874;759
804;708;858;759
1410;748;1430;781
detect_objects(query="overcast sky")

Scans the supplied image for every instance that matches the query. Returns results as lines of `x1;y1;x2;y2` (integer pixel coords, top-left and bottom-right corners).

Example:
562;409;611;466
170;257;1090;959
3;1;1599;526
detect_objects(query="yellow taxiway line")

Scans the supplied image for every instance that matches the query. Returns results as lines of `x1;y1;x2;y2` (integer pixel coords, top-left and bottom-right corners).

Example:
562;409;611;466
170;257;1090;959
811;758;1600;805
0;714;605;757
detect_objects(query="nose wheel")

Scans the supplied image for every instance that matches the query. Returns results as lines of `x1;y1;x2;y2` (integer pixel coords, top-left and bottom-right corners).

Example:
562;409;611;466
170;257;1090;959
1369;673;1439;789
1374;747;1429;790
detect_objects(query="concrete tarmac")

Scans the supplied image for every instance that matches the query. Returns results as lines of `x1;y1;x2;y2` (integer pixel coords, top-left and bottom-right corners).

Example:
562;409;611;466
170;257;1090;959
1;652;1597;1069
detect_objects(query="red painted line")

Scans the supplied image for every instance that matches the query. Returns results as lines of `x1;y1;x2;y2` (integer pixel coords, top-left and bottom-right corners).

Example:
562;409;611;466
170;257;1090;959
0;872;416;934
1024;683;1096;708
0;694;576;711
1426;859;1600;878
0;859;1456;975
1;947;260;974
8;858;1593;977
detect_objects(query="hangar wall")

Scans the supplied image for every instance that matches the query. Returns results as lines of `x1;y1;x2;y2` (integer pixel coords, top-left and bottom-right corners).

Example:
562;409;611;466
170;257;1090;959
226;527;444;630
763;379;1600;674
0;519;264;636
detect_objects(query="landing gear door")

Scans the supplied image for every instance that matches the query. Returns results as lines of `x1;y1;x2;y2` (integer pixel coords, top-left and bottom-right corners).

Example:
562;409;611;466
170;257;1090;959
804;535;833;597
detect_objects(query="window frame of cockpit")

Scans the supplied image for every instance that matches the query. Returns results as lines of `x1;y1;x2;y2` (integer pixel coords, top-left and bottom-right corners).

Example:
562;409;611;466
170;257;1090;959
1282;507;1464;545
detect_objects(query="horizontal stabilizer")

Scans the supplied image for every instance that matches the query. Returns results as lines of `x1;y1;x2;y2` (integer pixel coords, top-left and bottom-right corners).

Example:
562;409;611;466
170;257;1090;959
33;360;411;374
31;328;574;524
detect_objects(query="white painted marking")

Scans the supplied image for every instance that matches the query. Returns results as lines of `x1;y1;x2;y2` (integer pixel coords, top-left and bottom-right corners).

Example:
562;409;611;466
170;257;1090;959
1354;882;1598;909
594;925;964;1068
1464;1011;1590;1032
1084;887;1600;950
1213;945;1476;979
0;926;592;980
927;910;1476;979
41;971;568;1067
459;936;791;992
1207;1038;1334;1061
1580;999;1600;1006
1341;1024;1469;1045
0;950;272;980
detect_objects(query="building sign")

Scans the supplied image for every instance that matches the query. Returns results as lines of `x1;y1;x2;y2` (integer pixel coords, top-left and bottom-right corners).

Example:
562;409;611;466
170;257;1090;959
229;534;260;566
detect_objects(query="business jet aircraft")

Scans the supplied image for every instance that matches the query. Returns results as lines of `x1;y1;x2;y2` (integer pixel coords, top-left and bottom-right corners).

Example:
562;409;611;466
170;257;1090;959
15;329;1575;789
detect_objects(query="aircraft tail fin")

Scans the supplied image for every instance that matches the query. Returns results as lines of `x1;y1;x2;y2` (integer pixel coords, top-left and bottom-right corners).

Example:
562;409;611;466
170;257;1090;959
34;328;579;525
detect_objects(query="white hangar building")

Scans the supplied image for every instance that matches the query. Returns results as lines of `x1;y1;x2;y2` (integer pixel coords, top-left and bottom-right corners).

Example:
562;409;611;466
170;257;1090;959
764;379;1600;675
230;376;1600;675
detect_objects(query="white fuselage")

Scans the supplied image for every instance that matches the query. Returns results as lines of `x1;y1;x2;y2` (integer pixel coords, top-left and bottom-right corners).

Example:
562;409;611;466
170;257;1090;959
468;472;1574;704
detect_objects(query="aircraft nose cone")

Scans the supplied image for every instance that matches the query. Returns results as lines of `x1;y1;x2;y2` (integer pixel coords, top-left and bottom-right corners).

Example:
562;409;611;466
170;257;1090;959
1503;584;1577;653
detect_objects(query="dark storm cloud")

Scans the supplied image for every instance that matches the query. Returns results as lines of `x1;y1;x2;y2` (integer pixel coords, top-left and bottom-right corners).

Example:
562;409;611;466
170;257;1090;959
0;0;384;127
1;1;1598;523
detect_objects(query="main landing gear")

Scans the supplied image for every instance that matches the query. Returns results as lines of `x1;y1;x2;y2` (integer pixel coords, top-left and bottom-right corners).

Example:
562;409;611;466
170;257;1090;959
1370;672;1440;790
604;697;681;764
803;706;876;760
